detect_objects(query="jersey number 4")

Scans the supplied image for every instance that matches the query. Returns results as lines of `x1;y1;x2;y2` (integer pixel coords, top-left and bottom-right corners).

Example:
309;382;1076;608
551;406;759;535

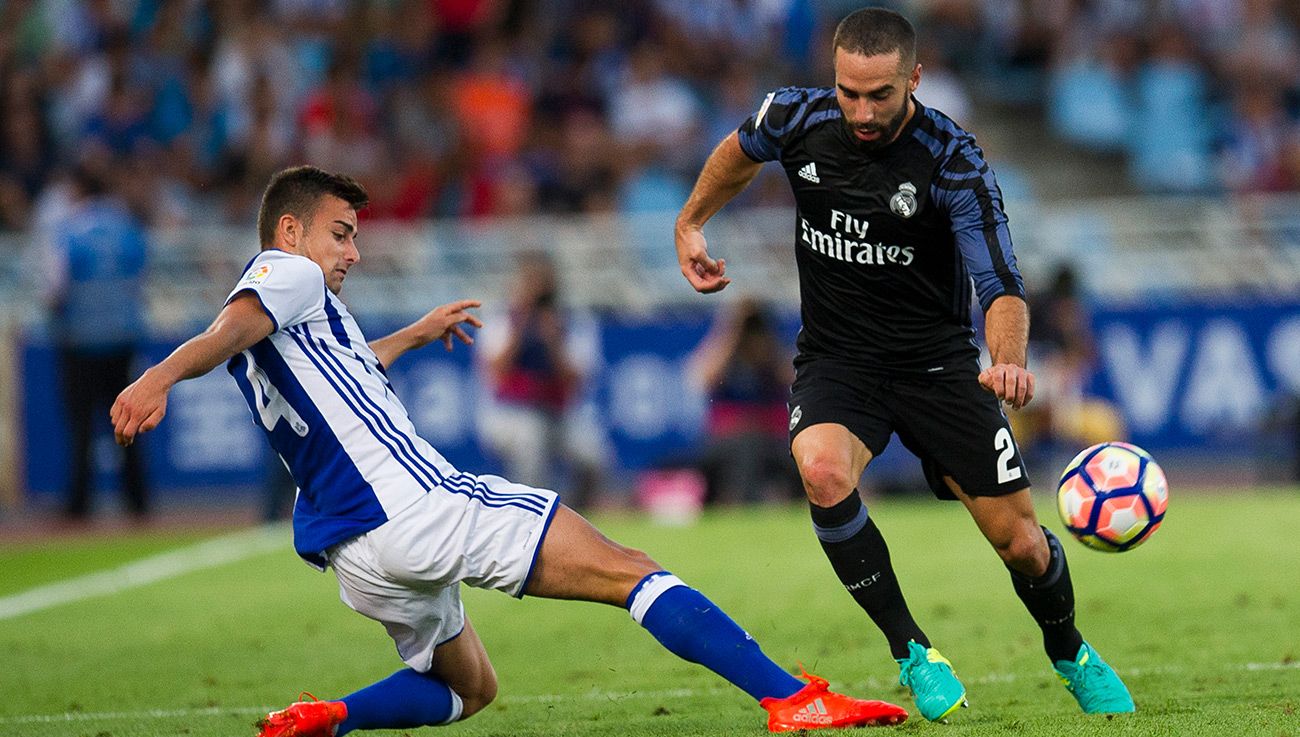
244;356;310;437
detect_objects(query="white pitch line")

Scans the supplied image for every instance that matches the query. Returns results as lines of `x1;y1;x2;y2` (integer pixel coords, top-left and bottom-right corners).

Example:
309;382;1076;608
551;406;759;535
0;661;1294;726
1;707;270;725
0;690;719;725
1244;661;1300;671
0;525;287;621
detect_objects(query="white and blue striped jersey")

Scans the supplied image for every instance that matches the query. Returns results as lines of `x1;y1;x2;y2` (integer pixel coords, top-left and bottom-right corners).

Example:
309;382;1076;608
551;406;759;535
225;249;550;568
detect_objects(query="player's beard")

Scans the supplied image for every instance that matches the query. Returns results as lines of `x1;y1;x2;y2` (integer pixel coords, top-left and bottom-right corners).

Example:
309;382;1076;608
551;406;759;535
846;100;910;153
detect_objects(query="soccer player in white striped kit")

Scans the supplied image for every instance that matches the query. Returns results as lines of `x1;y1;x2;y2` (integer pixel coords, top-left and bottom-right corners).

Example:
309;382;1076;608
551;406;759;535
111;166;907;735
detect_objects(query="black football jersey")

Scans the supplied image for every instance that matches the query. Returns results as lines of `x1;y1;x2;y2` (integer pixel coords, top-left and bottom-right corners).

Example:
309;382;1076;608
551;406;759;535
737;87;1024;373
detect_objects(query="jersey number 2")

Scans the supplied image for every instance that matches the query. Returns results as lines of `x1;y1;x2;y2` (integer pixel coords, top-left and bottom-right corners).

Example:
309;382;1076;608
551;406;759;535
994;427;1022;484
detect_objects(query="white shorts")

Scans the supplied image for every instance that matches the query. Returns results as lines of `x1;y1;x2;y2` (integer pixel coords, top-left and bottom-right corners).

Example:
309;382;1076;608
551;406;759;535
327;473;559;671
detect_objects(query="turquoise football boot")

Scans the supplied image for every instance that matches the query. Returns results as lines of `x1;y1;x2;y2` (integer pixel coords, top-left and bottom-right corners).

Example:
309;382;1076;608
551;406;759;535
896;641;967;721
1053;642;1135;713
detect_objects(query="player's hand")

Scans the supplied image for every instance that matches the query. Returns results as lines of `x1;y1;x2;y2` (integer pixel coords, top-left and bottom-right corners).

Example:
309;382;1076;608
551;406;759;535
420;299;483;351
979;363;1035;410
676;226;731;294
110;368;173;446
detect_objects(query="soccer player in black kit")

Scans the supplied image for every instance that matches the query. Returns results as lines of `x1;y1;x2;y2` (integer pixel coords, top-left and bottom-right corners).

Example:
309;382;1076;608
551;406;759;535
674;7;1134;721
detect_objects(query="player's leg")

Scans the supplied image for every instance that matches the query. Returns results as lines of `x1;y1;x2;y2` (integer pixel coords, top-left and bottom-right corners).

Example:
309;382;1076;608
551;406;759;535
259;642;476;737
258;530;486;736
787;362;933;663
945;481;1079;658
790;423;930;658
427;618;496;717
792;421;963;722
891;365;1130;714
526;504;805;698
945;478;1133;712
885;373;1052;721
894;371;1077;663
887;371;1051;609
946;481;1048;574
332;619;495;735
525;505;908;728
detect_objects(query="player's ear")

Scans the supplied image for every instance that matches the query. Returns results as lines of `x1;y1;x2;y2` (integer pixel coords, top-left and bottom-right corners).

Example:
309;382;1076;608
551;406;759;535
278;213;300;250
909;63;921;93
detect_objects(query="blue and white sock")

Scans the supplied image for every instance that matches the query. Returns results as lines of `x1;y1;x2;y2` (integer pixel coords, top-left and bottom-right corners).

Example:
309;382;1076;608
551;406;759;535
337;668;463;735
627;571;804;702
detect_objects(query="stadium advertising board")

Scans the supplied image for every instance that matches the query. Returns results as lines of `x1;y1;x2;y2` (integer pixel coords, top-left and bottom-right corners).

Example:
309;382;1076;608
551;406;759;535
18;298;1300;497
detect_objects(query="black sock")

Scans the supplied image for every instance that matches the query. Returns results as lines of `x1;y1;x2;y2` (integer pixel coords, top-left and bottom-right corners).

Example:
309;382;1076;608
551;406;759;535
810;492;928;660
1009;526;1084;664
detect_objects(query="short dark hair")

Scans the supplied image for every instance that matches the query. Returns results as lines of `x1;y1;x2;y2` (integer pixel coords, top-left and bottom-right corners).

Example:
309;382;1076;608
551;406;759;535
257;165;369;249
832;7;916;70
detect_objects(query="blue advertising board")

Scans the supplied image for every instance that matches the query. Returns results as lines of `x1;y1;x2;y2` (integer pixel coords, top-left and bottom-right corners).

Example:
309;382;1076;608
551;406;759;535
20;323;495;497
20;297;1300;498
1089;298;1300;451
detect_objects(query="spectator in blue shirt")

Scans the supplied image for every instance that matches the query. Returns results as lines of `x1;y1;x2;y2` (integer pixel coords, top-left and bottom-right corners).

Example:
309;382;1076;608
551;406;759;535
43;165;150;520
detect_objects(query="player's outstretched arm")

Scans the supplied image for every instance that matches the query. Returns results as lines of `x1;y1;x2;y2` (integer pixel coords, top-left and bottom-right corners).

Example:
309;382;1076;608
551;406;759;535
979;295;1035;410
675;132;763;294
111;293;274;446
368;299;482;368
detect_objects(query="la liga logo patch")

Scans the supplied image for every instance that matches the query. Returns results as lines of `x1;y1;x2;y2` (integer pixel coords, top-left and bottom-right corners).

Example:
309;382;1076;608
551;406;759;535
239;263;273;285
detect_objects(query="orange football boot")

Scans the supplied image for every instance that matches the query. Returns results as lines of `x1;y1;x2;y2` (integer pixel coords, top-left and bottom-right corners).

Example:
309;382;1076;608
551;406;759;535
255;693;348;737
760;670;908;732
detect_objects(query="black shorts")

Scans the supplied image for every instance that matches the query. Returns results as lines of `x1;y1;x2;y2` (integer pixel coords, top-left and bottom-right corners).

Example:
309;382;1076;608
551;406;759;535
787;356;1031;499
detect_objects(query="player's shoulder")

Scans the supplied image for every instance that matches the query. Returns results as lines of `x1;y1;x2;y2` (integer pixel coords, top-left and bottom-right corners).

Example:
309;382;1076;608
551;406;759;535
236;249;324;288
766;85;838;107
740;85;841;162
908;102;982;167
754;85;840;130
250;248;315;267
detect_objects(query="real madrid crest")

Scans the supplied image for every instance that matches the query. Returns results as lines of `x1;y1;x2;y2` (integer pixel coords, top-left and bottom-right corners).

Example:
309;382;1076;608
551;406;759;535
889;182;918;218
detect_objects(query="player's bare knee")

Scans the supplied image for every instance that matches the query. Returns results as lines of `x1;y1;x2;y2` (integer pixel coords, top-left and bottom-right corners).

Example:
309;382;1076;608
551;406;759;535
998;531;1049;577
797;457;855;505
623;545;660;574
615;546;662;590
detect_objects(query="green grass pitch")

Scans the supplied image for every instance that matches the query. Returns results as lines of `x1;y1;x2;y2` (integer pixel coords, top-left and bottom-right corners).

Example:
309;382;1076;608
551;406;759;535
2;491;1297;737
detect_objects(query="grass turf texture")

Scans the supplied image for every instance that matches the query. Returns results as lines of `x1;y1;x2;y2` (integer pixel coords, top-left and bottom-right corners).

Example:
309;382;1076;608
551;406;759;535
2;491;1297;737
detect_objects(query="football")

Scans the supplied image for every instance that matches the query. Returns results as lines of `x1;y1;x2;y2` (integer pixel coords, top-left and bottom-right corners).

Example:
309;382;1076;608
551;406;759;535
1056;442;1168;552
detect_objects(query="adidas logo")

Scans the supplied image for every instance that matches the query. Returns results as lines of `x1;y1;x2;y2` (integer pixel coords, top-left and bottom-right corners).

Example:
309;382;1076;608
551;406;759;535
791;697;833;725
797;162;820;183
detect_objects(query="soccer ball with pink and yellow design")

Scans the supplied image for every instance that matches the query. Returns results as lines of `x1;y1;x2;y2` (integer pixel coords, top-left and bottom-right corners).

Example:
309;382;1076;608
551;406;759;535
1056;442;1168;552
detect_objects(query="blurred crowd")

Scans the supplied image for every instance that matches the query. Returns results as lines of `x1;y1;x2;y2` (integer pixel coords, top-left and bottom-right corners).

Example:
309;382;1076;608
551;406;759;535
1039;0;1300;193
2;0;1299;237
